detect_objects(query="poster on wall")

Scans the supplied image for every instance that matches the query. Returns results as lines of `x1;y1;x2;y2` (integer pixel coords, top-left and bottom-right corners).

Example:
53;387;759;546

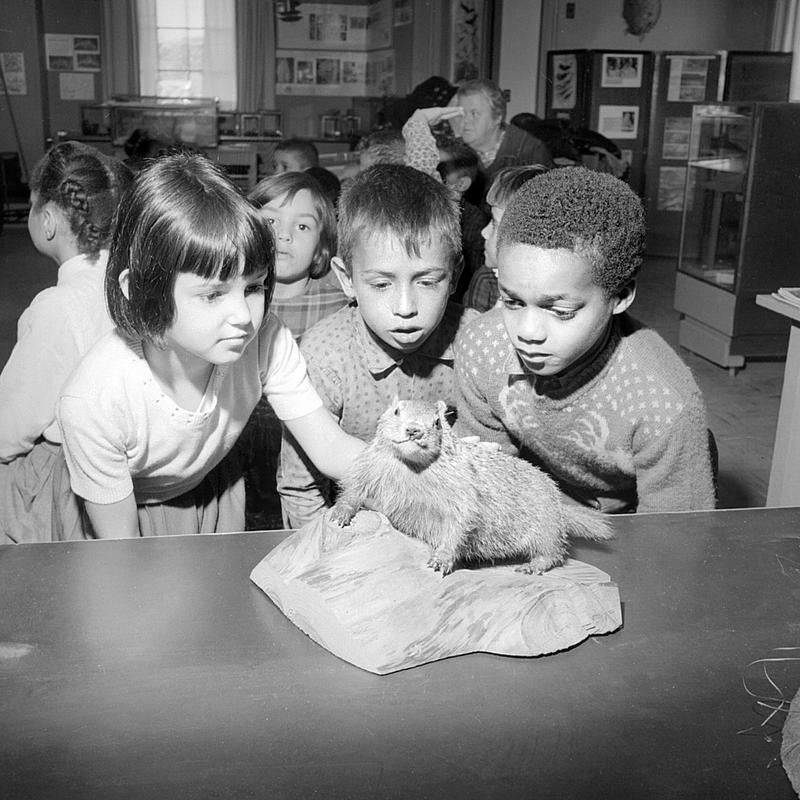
45;34;101;71
0;52;27;94
276;48;395;96
276;0;392;51
662;117;692;160
59;72;94;101
551;52;577;110
598;105;639;139
666;55;713;103
600;53;642;88
450;0;486;83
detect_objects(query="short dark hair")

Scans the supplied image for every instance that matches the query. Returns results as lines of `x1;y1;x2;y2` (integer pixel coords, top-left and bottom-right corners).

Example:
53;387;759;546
337;163;461;272
29;140;133;261
355;129;406;164
274;138;319;169
106;152;274;346
249;170;337;280
497;166;645;297
486;164;550;209
437;140;480;184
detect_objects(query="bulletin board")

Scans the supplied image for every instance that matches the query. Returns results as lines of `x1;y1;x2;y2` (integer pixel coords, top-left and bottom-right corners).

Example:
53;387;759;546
275;0;395;96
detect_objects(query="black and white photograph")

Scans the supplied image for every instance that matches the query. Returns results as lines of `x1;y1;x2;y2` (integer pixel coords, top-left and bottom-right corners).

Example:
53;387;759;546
2;2;800;799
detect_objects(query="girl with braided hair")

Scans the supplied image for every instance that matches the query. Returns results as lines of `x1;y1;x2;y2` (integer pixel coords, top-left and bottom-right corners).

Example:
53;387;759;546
0;141;134;543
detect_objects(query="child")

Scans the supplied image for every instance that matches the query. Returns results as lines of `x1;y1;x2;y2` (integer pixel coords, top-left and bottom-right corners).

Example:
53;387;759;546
55;153;364;538
248;171;347;332
464;164;549;313
240;171;349;528
272;138;319;173
278;163;477;527
454;166;716;513
0;141;133;543
272;138;341;206
436;141;488;302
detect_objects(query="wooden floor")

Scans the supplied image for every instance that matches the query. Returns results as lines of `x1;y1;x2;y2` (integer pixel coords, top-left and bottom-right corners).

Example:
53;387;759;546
0;223;786;509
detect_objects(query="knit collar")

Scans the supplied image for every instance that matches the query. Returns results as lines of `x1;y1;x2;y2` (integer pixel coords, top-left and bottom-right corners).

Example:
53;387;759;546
506;317;621;399
349;305;457;376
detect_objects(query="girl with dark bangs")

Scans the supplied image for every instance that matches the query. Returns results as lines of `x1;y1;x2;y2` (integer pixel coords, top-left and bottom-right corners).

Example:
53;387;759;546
56;153;364;538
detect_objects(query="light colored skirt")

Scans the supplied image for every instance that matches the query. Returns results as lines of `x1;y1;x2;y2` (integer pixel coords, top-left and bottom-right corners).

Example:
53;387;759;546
0;442;246;542
0;441;87;544
136;455;246;536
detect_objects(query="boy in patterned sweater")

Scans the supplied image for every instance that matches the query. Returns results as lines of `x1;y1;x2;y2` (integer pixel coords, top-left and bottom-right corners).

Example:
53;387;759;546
454;166;715;513
278;163;477;527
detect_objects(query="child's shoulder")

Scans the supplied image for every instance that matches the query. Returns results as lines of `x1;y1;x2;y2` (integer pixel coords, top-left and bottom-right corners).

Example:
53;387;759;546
455;306;507;349
61;329;142;397
617;315;700;391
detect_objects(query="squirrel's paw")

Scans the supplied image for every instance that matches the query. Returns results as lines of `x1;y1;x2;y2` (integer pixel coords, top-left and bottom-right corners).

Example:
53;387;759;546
427;551;456;576
516;555;559;575
326;503;356;528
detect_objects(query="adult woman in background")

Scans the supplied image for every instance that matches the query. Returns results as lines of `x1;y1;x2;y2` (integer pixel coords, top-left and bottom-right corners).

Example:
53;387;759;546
451;78;554;206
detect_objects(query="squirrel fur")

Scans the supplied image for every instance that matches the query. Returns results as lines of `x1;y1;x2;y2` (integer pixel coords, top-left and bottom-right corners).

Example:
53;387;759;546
329;399;613;575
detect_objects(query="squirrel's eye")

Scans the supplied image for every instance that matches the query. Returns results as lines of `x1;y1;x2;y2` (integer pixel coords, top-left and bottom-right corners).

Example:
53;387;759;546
435;418;441;429
393;407;400;416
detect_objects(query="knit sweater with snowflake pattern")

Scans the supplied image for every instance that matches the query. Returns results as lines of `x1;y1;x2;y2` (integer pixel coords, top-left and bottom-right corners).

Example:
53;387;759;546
453;308;716;513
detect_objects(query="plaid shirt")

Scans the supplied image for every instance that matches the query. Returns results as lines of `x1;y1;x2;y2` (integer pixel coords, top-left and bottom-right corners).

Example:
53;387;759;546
269;273;350;340
464;264;500;313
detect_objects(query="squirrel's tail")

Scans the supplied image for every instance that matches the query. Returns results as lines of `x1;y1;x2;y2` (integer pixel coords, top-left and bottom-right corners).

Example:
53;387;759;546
563;505;614;540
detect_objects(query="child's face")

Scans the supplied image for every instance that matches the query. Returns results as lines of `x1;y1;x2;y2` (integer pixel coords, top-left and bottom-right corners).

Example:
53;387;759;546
481;203;504;273
333;231;452;355
258;190;321;286
497;243;633;377
273;151;305;173
162;268;269;368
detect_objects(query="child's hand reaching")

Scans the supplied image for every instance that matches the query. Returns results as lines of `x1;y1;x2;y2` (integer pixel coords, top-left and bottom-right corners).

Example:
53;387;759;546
410;106;465;130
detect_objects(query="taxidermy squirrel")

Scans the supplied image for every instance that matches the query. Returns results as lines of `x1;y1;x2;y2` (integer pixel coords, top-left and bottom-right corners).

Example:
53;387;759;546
328;399;613;575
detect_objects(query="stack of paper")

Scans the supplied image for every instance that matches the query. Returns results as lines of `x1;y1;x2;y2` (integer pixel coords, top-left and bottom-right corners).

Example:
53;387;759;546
771;287;800;308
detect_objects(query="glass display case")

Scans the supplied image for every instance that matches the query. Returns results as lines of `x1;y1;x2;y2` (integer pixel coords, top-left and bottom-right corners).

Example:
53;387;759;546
674;102;800;372
678;104;751;289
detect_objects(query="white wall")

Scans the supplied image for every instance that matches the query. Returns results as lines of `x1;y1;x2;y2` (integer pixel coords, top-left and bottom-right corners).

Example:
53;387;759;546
497;0;544;117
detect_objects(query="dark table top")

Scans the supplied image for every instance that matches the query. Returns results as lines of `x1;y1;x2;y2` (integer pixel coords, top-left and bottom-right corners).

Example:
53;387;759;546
2;507;800;800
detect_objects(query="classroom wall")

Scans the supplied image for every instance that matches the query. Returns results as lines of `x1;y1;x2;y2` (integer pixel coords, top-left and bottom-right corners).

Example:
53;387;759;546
1;0;104;179
535;0;779;112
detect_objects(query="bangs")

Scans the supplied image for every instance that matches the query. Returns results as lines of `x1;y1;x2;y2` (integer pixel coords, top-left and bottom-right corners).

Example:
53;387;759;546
172;200;273;282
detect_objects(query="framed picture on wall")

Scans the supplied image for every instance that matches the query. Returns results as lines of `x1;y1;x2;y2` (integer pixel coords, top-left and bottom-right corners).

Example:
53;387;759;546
601;53;642;88
597;104;640;139
450;0;493;84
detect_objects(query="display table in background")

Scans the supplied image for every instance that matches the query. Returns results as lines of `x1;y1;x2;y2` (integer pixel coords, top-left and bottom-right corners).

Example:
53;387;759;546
756;293;800;506
2;507;800;799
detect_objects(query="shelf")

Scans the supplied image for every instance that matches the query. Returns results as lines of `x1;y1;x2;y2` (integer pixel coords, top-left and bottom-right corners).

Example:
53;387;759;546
688;157;746;173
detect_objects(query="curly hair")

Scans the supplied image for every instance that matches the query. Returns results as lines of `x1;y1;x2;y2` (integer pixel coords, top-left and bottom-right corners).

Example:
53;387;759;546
497;166;645;297
29;141;133;261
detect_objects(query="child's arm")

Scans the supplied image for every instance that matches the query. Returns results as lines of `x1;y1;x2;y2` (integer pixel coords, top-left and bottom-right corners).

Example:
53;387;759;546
633;396;716;512
278;428;334;528
402;106;464;179
84;495;140;538
0;291;83;461
282;406;365;481
451;332;519;453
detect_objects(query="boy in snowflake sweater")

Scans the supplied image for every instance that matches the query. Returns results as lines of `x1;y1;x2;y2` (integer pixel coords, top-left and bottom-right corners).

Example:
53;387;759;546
453;166;715;513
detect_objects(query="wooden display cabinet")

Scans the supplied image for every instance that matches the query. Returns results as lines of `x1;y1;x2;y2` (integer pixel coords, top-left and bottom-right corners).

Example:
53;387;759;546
675;102;800;373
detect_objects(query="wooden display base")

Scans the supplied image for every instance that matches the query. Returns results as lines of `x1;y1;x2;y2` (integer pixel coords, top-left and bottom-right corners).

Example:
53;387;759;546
250;511;622;674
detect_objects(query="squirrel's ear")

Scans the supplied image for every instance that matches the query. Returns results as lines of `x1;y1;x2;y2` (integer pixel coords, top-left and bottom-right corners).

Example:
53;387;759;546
436;400;448;422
